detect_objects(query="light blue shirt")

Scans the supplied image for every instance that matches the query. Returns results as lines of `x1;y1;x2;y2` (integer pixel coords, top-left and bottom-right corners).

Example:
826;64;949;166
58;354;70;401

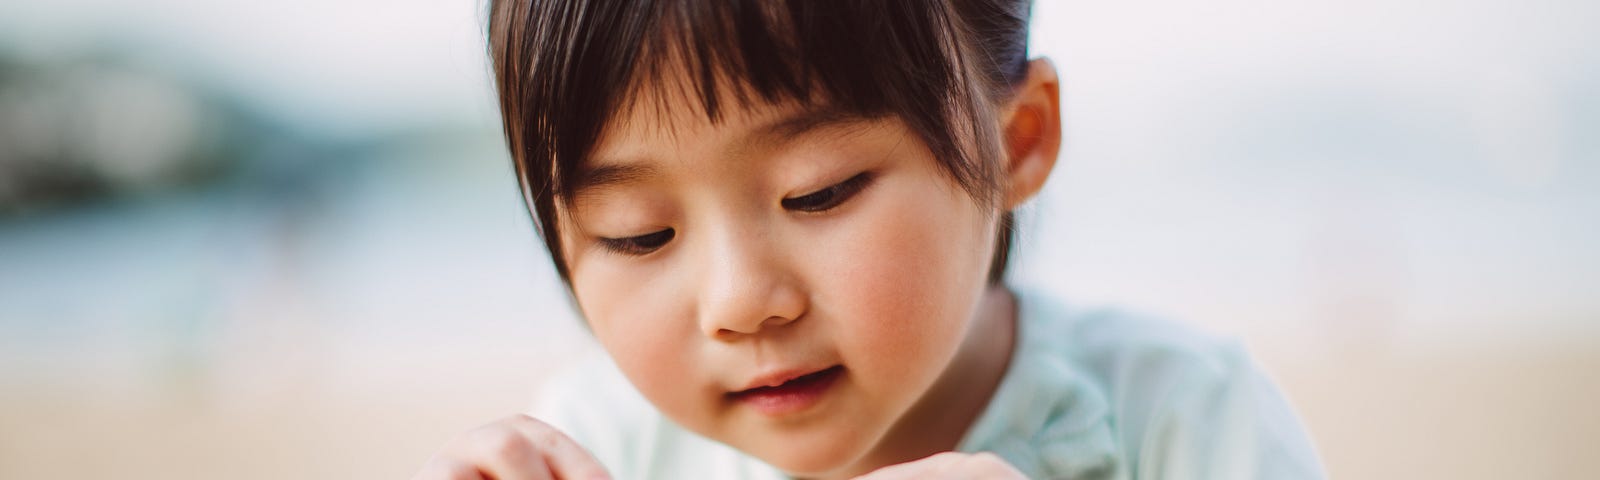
531;288;1326;479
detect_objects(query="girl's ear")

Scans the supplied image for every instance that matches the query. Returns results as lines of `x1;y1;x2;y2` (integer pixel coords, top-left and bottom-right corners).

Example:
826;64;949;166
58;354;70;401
999;58;1062;210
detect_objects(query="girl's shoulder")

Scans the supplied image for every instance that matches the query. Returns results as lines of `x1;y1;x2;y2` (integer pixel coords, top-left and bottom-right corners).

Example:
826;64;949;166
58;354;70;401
996;286;1327;479
1016;286;1243;376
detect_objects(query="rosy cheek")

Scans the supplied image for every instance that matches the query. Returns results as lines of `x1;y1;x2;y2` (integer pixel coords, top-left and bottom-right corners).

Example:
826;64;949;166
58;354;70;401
579;280;707;419
823;179;981;393
604;326;683;397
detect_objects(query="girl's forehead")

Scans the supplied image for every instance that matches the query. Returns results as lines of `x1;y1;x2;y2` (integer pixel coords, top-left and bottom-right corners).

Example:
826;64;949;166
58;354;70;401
591;45;858;152
601;92;786;150
575;47;899;194
590;81;867;168
599;61;814;141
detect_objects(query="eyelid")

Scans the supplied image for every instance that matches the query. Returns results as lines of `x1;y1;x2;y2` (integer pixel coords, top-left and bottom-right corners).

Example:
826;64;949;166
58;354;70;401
595;228;674;256
591;172;873;256
782;172;875;212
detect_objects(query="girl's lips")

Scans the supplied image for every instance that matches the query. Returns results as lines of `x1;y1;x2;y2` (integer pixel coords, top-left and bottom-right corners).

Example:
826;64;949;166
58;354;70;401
727;365;844;416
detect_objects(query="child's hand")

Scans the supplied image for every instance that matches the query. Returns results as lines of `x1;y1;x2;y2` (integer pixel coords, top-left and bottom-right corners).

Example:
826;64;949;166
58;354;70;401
852;452;1027;480
411;414;611;480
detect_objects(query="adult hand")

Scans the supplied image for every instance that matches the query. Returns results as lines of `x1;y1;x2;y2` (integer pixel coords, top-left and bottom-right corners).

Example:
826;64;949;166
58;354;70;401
411;414;611;480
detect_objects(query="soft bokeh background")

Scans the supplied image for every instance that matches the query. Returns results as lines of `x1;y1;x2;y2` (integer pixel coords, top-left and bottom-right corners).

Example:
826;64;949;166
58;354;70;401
0;0;1595;478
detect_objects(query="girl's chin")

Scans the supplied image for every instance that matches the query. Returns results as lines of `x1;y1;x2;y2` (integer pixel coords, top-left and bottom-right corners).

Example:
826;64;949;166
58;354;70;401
736;429;874;477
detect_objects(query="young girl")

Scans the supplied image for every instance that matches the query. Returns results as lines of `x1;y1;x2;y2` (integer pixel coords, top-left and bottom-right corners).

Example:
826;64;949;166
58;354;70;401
415;1;1325;478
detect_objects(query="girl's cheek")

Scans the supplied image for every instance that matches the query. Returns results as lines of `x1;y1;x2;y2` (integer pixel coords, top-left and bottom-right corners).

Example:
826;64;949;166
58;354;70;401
606;321;691;398
587;304;706;428
823;176;984;383
574;257;707;411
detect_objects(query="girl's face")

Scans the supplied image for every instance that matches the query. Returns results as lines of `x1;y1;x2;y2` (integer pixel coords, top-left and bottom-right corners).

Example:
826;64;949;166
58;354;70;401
557;87;1003;476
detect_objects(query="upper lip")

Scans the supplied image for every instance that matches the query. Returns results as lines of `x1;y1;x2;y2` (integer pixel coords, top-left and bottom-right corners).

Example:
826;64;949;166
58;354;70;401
731;365;837;393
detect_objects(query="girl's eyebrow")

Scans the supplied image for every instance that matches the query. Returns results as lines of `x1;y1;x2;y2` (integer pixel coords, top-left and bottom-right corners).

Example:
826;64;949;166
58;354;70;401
753;106;864;146
571;106;870;196
570;162;658;198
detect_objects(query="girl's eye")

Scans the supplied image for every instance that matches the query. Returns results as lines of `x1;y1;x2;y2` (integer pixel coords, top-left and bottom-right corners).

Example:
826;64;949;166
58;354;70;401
597;228;675;256
782;172;874;213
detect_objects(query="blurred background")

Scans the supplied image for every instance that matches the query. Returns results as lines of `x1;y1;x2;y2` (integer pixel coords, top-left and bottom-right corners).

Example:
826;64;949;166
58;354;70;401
0;0;1594;478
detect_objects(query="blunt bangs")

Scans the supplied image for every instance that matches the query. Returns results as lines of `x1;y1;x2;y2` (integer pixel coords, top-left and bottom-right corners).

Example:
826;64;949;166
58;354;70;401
489;0;1031;282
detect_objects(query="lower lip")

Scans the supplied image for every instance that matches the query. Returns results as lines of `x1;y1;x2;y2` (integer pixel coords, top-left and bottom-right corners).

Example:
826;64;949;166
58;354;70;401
730;366;844;416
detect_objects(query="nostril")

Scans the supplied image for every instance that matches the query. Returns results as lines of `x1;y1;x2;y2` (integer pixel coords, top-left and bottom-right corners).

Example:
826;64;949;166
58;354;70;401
710;315;796;339
759;315;795;329
696;277;807;338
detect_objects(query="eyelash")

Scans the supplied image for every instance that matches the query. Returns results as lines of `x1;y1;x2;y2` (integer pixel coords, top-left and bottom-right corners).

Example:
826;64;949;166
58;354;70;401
596;228;675;256
595;172;874;256
781;172;875;213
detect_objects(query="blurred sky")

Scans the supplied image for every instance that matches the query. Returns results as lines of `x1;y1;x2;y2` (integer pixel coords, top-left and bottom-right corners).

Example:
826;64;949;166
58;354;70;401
0;0;1596;479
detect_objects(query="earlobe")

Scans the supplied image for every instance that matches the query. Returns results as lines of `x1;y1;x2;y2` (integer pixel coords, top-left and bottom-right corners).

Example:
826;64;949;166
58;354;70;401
1000;58;1062;210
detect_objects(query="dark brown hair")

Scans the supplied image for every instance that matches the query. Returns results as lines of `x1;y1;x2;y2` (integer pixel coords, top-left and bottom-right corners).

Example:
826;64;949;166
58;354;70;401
488;0;1033;286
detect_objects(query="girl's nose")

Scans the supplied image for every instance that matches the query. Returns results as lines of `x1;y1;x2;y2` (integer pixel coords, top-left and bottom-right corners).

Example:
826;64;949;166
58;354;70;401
696;225;807;340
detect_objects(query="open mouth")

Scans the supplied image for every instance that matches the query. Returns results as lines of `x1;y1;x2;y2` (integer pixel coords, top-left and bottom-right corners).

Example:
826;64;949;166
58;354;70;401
727;365;844;415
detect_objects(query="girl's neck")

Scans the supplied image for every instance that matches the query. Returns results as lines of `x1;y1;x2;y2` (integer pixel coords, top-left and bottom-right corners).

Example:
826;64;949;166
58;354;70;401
820;285;1020;479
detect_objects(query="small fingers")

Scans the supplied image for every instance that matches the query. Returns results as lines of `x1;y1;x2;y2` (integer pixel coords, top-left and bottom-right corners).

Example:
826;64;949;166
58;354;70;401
852;451;1025;479
853;452;965;479
502;415;612;480
411;457;488;480
418;414;612;480
953;452;1027;478
454;419;555;480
